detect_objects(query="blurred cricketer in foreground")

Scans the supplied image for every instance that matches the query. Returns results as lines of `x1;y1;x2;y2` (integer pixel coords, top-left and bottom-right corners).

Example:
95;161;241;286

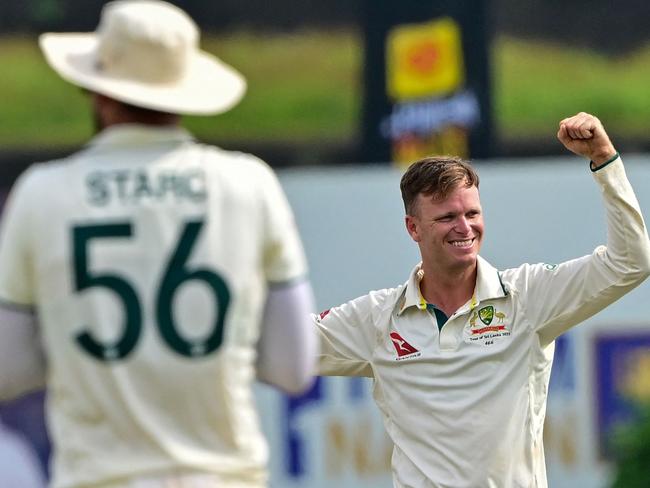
314;112;650;487
0;1;318;487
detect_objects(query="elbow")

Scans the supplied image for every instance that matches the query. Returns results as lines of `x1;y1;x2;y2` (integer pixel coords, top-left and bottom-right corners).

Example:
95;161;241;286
640;243;650;279
633;265;650;286
637;260;650;282
604;242;650;286
272;345;319;395
0;380;12;403
256;341;319;395
636;231;650;276
278;370;317;396
618;264;650;289
0;375;37;403
0;362;46;403
257;363;317;396
629;245;650;284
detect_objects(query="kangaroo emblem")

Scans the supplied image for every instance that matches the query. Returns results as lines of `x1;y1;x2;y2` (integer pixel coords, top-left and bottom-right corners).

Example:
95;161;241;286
470;311;478;327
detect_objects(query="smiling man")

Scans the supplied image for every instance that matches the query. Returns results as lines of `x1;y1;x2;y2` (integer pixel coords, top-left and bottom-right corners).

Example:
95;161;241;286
402;156;483;322
313;112;650;487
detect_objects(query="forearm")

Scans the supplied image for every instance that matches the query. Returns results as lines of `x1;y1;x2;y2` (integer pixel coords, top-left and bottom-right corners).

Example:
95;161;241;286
594;156;650;281
530;155;650;345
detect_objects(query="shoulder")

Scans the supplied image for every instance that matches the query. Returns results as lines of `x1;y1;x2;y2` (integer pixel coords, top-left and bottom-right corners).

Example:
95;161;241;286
198;144;276;181
342;284;405;319
6;158;71;207
368;284;404;309
317;284;404;335
15;152;84;187
499;262;559;293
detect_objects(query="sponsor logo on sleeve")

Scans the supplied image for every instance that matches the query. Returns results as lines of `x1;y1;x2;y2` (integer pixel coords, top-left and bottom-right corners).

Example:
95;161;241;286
318;309;331;321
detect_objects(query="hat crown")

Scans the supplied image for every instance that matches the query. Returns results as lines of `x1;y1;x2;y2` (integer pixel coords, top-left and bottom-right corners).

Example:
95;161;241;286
96;0;198;83
39;0;246;115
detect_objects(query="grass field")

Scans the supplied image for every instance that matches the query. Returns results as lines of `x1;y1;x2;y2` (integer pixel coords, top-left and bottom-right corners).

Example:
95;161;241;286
494;37;650;141
1;31;650;150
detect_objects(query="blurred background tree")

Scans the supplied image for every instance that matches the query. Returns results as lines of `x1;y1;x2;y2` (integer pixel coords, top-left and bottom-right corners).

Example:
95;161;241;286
610;403;650;488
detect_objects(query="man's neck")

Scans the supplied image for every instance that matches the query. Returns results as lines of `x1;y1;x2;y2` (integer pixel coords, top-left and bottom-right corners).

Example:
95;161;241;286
418;262;477;317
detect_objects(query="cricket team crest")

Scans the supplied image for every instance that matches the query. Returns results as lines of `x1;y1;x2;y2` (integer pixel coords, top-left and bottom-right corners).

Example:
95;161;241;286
478;305;494;325
468;305;510;344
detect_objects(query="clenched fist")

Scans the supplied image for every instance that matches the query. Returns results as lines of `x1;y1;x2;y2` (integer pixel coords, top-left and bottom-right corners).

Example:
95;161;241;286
557;112;617;167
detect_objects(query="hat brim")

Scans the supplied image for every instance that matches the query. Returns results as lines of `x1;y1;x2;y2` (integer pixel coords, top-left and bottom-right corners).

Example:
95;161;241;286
39;33;247;116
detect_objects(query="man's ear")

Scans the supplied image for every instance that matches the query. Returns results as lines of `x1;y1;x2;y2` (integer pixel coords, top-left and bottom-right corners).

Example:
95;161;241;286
405;215;420;242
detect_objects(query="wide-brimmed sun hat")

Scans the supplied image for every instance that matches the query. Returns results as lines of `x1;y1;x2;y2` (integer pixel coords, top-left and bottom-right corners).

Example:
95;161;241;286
39;0;246;115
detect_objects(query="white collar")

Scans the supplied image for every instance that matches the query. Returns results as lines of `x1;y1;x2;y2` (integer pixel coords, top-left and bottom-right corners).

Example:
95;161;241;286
397;256;508;316
84;124;194;150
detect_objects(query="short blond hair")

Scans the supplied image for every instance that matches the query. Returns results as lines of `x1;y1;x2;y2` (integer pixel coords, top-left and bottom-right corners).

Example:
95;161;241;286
400;156;479;215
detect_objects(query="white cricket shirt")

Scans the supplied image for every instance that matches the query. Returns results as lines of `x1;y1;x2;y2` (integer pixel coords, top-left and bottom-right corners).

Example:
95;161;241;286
315;157;650;488
0;125;307;488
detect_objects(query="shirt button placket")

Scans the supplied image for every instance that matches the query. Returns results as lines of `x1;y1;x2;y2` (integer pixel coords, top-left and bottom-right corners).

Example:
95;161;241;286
438;319;458;351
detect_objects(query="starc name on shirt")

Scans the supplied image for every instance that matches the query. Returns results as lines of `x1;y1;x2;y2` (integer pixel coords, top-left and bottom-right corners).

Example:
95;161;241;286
85;169;207;206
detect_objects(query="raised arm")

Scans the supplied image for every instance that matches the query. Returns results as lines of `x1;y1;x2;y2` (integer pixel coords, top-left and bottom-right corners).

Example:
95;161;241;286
519;113;650;345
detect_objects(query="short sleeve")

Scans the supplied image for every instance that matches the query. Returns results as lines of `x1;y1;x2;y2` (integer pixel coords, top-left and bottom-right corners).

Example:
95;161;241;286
259;166;307;284
0;171;37;307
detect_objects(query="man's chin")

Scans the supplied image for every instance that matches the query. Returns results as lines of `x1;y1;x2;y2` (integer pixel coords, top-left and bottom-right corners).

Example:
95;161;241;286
448;252;478;270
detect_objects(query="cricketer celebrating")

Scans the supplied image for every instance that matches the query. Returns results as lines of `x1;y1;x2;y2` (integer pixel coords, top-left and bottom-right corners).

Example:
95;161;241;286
0;1;317;487
314;112;650;487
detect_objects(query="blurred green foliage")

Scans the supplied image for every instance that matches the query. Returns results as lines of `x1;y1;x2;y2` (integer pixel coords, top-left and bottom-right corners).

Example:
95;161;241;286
0;30;361;148
1;31;650;151
494;37;650;144
610;404;650;488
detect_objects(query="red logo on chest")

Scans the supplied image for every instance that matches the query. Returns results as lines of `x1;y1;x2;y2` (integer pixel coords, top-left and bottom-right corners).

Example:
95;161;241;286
390;332;419;357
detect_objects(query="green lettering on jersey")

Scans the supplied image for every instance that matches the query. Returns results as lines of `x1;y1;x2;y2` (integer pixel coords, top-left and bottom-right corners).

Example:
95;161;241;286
132;171;153;200
113;170;130;202
186;170;208;202
156;173;176;200
86;172;109;206
71;220;230;361
73;224;142;360
156;220;230;357
85;169;207;206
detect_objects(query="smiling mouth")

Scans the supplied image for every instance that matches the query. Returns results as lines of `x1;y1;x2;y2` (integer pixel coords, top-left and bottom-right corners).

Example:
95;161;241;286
449;238;475;248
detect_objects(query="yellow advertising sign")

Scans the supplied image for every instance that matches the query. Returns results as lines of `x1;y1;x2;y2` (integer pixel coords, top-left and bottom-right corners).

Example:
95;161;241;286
392;126;469;168
386;17;464;100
